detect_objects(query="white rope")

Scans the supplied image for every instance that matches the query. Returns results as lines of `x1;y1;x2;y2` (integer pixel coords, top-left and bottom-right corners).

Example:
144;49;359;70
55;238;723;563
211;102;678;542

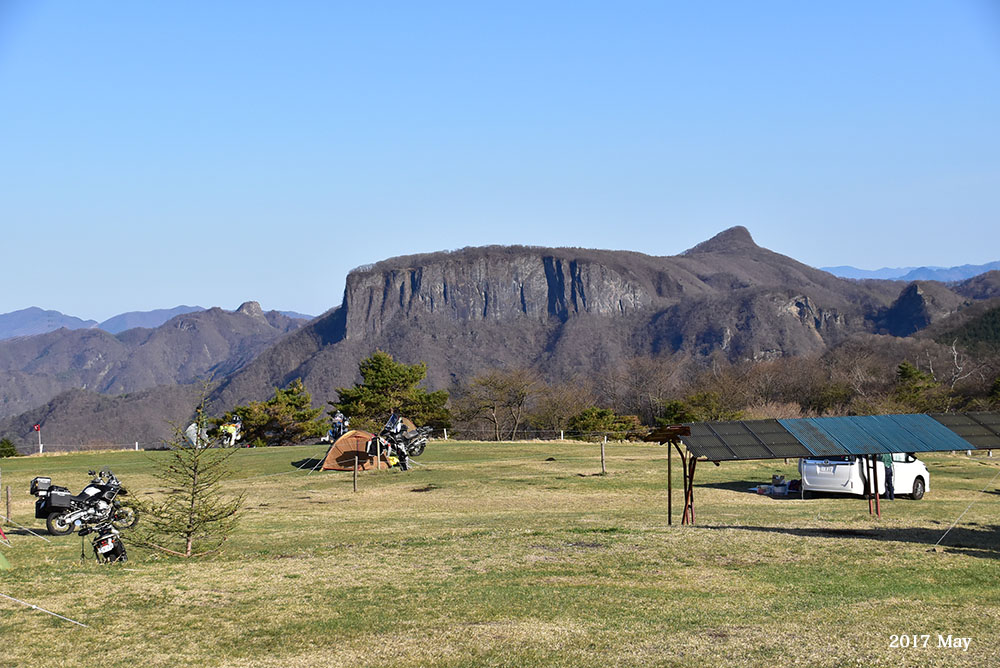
0;592;89;628
0;514;53;543
934;464;1000;548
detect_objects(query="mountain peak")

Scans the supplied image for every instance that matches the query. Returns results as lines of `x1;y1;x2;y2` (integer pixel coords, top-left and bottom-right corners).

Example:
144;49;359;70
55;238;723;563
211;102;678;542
683;226;758;255
236;301;264;317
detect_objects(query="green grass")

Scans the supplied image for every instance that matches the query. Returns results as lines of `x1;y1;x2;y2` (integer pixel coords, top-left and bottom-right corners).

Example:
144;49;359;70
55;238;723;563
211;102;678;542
1;443;998;667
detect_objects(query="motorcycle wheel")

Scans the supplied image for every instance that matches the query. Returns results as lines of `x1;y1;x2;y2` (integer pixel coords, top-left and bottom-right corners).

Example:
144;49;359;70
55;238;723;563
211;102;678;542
112;506;139;530
46;513;74;536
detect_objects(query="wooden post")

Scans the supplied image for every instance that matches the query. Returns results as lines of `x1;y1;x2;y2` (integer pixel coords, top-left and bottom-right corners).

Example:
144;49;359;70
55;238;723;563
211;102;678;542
601;436;606;475
873;454;881;518
667;444;672;526
353;457;358;493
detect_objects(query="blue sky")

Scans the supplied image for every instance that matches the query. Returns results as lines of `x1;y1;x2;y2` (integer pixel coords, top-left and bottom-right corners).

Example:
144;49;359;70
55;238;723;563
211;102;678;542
1;1;998;320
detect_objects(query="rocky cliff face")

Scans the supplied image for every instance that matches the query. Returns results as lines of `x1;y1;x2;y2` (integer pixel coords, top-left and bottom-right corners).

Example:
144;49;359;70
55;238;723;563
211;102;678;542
343;251;653;339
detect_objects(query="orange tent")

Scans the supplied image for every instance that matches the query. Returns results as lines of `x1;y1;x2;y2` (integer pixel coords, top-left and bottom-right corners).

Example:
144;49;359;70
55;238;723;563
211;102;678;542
320;430;388;471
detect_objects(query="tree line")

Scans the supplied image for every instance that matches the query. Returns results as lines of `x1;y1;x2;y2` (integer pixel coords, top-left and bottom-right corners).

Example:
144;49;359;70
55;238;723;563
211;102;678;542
218;334;1000;445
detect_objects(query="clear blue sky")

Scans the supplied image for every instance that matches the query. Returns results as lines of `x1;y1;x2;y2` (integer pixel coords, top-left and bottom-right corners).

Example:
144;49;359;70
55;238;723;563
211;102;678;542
2;1;998;321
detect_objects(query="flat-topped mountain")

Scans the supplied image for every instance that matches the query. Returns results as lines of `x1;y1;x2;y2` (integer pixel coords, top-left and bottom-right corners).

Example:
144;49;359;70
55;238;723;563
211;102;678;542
211;228;963;409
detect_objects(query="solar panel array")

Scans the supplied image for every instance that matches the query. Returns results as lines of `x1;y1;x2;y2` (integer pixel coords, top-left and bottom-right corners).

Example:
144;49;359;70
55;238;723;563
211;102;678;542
679;412;1000;462
931;413;1000;449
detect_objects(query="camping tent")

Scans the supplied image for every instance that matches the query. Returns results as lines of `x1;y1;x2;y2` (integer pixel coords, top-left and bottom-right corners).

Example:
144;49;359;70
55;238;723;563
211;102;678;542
320;430;387;471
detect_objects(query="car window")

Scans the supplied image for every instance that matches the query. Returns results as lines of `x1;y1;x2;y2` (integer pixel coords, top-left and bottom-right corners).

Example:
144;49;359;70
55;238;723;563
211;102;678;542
891;453;907;463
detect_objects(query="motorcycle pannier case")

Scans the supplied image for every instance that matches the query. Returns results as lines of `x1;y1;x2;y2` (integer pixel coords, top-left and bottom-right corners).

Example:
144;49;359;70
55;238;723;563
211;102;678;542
30;476;51;495
35;489;72;518
48;490;72;509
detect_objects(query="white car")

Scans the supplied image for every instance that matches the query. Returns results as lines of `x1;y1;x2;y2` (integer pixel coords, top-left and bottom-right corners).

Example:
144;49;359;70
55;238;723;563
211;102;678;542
798;453;929;500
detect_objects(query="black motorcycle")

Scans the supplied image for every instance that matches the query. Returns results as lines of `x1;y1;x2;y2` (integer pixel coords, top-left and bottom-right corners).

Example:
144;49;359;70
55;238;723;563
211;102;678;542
31;467;138;536
79;521;128;563
367;423;432;471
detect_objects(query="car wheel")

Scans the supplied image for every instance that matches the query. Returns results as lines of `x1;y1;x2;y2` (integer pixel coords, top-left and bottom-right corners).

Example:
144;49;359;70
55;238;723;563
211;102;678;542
911;476;925;501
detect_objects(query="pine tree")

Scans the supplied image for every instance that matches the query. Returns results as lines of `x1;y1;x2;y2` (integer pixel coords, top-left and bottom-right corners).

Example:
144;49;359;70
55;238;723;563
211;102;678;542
224;379;326;447
332;351;450;430
133;403;245;558
0;437;18;458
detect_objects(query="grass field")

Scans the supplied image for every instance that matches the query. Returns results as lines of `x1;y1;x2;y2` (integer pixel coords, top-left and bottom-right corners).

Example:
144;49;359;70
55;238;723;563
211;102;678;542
1;442;998;667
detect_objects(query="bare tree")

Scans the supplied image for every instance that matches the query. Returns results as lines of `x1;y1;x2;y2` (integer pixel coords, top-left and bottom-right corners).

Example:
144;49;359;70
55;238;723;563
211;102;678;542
456;368;541;440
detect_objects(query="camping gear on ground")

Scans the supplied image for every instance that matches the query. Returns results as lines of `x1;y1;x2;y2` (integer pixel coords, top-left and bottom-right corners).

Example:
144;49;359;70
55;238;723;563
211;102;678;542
79;521;127;563
31;467;138;536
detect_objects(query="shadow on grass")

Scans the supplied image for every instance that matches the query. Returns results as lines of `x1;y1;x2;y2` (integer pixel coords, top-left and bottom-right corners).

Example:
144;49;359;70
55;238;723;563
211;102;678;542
701;480;805;500
291;457;323;470
702;523;1000;560
701;480;916;502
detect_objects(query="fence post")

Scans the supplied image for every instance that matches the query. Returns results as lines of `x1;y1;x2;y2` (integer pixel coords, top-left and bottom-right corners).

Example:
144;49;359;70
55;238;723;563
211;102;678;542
135;441;139;451
560;430;564;441
353;456;358;493
601;436;607;475
5;486;10;526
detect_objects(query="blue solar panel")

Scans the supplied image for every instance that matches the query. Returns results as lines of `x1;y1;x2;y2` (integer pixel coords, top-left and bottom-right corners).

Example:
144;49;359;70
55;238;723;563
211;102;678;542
677;413;995;462
776;419;847;457
888;414;976;452
779;414;972;457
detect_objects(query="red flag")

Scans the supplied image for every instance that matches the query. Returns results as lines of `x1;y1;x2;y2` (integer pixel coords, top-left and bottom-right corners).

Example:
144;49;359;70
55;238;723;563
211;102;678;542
33;424;41;431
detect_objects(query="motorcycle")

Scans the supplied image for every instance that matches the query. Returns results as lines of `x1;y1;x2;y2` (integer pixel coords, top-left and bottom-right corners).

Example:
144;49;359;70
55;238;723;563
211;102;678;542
31;467;138;536
367;422;432;471
79;521;128;563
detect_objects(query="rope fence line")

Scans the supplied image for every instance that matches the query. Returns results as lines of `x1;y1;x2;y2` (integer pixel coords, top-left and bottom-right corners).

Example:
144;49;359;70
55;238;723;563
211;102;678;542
934;464;1000;548
0;591;89;628
11;429;659;456
0;514;52;543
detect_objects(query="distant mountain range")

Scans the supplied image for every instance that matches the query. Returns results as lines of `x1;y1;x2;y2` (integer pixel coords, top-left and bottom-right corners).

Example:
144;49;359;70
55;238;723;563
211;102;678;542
0;302;308;420
822;261;1000;282
0;305;315;340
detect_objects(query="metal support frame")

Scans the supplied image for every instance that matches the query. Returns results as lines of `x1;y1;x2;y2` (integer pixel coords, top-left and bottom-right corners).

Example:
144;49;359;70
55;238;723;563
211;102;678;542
675;443;698;525
643;425;692;527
